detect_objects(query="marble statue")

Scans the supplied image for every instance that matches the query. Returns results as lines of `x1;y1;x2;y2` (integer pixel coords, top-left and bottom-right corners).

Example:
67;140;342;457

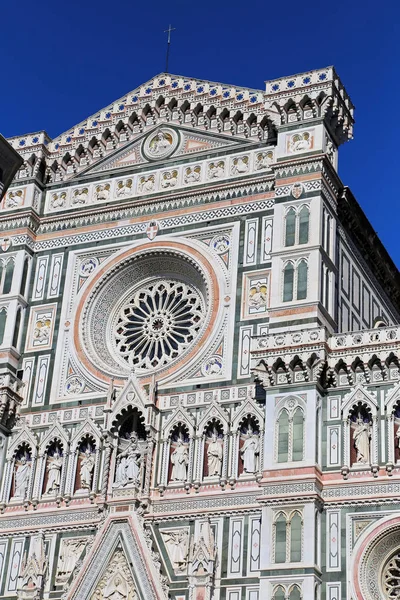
207;433;223;476
80;448;95;490
171;439;189;482
240;426;260;473
114;433;141;488
14;456;31;498
353;417;371;464
45;449;62;494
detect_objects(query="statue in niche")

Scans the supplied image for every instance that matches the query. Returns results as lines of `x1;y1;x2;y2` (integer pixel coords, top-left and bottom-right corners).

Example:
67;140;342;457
79;446;95;490
45;448;62;495
162;529;189;572
14;454;31;498
206;431;223;477
353;415;371;464
171;438;189;482
56;538;87;583
114;433;141;488
240;424;260;474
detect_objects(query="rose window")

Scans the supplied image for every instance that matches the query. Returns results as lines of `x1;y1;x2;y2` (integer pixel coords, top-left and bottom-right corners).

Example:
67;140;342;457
79;248;214;378
115;280;203;369
382;553;400;598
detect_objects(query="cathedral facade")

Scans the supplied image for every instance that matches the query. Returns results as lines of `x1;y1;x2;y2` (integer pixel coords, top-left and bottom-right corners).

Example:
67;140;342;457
0;66;399;600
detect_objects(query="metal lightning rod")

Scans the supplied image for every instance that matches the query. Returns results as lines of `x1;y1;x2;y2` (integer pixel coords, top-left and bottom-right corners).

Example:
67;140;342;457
164;24;176;74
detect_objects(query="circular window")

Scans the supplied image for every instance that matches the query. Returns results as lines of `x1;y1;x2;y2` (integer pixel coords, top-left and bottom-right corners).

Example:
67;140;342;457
79;248;213;378
115;279;203;369
382;552;400;597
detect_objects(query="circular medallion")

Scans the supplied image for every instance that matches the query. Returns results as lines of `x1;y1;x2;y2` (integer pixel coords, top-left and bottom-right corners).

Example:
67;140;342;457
142;128;179;161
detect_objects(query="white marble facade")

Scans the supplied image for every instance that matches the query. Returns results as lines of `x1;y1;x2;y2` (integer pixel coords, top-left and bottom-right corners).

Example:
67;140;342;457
0;67;398;600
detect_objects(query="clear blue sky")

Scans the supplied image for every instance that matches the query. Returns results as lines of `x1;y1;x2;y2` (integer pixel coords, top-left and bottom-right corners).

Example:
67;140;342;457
2;0;399;266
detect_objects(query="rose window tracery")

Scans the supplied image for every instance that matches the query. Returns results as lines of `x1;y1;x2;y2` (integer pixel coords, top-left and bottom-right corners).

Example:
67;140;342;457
79;248;214;377
382;553;400;598
115;280;203;369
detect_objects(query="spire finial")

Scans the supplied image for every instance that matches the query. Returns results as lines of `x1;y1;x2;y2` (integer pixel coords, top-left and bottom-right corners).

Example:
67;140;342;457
164;24;176;73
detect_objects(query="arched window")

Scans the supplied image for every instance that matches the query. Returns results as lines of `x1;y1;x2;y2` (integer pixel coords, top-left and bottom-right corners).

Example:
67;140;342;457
272;586;286;600
283;263;294;302
285;208;296;247
292;408;304;461
274;511;303;564
289;585;302;600
3;259;14;294
20;259;29;296
296;260;308;300
12;308;21;349
274;514;287;563
298;206;309;244
290;512;302;562
0;308;7;345
277;410;289;463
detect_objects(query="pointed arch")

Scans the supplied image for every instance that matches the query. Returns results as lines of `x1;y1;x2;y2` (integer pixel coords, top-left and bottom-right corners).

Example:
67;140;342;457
67;515;166;600
274;512;287;563
12;306;22;349
0;307;7;345
283;261;294;302
285;207;296;247
296;259;308;300
3;257;15;294
298;205;310;244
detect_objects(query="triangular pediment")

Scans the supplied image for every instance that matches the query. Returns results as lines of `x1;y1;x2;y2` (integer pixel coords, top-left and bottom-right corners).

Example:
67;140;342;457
79;125;245;177
108;371;152;431
68;515;167;600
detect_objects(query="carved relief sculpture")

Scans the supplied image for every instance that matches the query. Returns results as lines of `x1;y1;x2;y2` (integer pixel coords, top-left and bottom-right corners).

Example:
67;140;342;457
90;547;136;600
72;188;89;205
95;184;110;202
6;189;24;208
138;175;155;193
162;529;189;572
248;282;268;310
184;165;201;183
208;161;225;179
231;155;249;174
56;538;87;584
51;191;66;209
116;179;133;198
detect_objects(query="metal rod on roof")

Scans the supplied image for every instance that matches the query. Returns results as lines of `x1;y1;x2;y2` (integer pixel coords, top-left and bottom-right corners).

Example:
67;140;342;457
164;24;176;74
